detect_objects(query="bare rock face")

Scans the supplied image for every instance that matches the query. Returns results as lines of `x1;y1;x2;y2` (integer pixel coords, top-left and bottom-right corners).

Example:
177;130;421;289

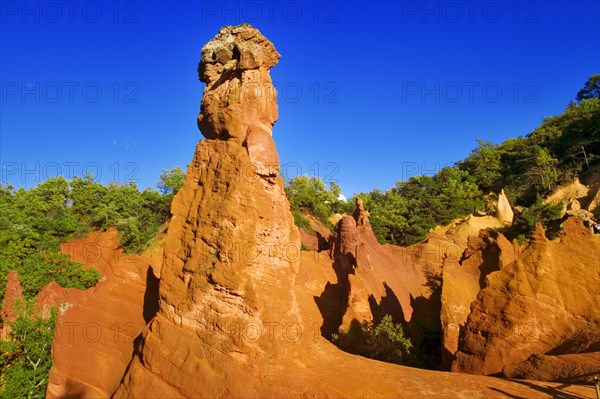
318;197;441;348
503;352;600;384
114;24;303;398
440;231;516;369
587;186;600;218
197;23;281;178
298;213;332;251
452;217;600;375
1;270;24;339
44;229;160;399
497;189;514;225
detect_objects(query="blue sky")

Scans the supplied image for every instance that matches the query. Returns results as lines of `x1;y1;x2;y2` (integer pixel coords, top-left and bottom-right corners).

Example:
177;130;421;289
1;1;599;196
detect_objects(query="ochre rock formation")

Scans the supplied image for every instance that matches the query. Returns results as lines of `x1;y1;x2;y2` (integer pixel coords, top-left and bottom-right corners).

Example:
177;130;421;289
545;177;590;217
452;217;600;376
1;270;24;339
544;176;600;219
114;24;306;398
321;197;434;333
44;228;161;398
503;352;600;384
197;23;281;178
497;189;514;225
440;231;517;368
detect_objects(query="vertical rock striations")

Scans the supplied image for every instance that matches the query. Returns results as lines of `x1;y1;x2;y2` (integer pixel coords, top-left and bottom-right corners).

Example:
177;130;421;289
114;24;302;398
452;218;600;376
1;270;24;340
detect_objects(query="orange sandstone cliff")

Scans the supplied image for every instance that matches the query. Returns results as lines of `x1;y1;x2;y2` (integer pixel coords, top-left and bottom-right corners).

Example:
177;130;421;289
451;218;600;379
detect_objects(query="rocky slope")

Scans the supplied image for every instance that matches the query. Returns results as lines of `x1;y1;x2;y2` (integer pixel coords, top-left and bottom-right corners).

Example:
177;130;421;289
43;228;161;398
451;218;600;379
298;213;333;252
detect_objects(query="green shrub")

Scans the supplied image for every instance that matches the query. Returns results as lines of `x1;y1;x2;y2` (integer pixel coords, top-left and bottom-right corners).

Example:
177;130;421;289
285;175;345;230
331;315;412;365
0;300;56;399
292;210;314;233
18;252;100;299
507;199;564;240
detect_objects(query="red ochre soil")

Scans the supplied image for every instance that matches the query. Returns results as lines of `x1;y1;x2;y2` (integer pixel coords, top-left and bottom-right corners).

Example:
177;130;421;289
40;227;162;398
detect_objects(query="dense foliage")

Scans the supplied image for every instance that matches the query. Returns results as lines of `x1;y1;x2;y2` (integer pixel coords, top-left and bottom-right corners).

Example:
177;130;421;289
508;199;564;243
0;301;56;398
359;168;483;245
332;315;412;365
458;98;600;204
284;175;350;231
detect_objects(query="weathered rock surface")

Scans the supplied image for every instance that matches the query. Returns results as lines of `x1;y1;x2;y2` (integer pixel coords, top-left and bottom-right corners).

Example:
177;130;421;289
545;177;600;219
434;214;504;250
503;352;600;384
587;186;600;218
298;213;333;252
197;23;281;178
114;24;305;398
440;231;517;368
546;178;589;216
44;228;161;399
497;189;514;225
1;270;24;339
452;217;600;376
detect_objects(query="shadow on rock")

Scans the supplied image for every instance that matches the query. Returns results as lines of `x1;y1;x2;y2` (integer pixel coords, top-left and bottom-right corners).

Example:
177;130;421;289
314;252;353;339
142;266;160;324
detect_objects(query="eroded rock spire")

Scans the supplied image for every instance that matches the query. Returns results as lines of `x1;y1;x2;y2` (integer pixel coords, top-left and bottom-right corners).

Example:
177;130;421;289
114;24;301;398
197;23;281;179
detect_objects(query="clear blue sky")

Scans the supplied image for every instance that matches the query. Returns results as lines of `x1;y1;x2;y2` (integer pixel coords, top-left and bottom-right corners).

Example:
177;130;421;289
1;1;599;196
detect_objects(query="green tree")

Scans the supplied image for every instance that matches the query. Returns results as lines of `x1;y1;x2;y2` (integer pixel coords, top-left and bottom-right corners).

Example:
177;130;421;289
361;190;408;244
0;301;56;399
157;166;185;195
434;167;483;221
509;199;564;241
331;314;412;365
576;74;600;103
285;175;341;228
458;139;503;191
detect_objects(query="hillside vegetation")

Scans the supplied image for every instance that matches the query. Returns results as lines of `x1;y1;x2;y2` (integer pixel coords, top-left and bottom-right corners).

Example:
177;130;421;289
287;75;600;245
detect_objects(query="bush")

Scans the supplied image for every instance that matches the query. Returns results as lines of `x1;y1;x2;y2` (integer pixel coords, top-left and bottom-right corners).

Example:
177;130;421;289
507;199;564;240
19;252;100;299
285;175;345;230
331;315;412;365
0;300;56;399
